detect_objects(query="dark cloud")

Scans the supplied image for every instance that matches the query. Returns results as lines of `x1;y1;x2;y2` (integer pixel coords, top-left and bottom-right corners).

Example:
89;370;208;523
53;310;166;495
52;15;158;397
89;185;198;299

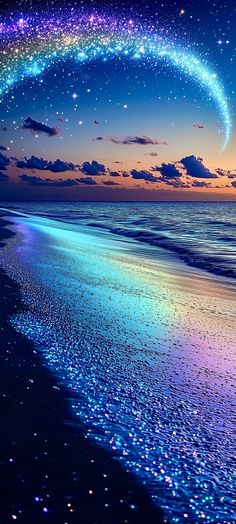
94;120;101;124
0;152;10;170
17;156;48;170
180;155;218;178
130;169;159;182
103;180;120;186
51;160;75;173
215;168;232;177
158;177;189;188
81;160;106;176
191;180;210;188
48;159;75;173
0;171;9;182
109;171;121;177
193;124;204;129
231;181;236;188
122;172;130;178
19;174;78;187
76;177;97;185
96;135;168;145
16;155;75;172
0;145;7;151
1;126;7;132
144;152;159;157
22;117;59;137
154;163;182;178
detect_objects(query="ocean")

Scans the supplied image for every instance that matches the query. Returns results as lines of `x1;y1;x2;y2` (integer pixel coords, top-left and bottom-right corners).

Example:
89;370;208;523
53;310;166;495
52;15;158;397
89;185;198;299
2;201;236;279
0;201;235;523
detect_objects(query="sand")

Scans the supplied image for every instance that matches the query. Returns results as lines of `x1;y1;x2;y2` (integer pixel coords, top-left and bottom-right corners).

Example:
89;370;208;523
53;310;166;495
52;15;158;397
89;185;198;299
0;216;163;524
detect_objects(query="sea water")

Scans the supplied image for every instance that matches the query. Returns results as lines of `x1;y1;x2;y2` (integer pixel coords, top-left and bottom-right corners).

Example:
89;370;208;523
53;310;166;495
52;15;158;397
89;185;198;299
2;200;236;278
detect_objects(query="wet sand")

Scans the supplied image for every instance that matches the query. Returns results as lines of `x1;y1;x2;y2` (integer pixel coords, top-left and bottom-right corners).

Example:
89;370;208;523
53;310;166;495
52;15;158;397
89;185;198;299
0;216;164;524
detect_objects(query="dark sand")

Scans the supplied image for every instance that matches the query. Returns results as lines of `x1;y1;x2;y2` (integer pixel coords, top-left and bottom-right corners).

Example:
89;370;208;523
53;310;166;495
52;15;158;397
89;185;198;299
0;216;164;524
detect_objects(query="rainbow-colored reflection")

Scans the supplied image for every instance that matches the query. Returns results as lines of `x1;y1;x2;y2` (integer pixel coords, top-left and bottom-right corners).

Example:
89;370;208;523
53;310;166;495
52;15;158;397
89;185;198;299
1;209;235;523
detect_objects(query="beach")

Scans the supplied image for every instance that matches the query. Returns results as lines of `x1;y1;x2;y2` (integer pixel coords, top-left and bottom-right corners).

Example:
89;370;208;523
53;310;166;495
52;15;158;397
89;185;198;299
0;205;235;524
0;215;163;524
0;0;235;521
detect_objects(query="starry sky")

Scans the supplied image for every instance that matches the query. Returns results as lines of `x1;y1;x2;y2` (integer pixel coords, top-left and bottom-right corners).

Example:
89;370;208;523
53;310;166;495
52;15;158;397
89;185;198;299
1;0;236;200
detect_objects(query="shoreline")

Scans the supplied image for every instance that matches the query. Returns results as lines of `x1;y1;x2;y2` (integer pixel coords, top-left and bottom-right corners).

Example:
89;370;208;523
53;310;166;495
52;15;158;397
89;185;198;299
1;203;235;281
0;216;164;524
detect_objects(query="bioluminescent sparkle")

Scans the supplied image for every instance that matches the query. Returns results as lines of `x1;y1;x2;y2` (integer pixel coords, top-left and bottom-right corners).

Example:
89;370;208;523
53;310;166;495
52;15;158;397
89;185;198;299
1;208;235;524
0;10;231;149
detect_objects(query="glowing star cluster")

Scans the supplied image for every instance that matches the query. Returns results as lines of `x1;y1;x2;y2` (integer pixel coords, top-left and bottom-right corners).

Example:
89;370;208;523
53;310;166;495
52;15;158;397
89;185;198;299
0;9;232;149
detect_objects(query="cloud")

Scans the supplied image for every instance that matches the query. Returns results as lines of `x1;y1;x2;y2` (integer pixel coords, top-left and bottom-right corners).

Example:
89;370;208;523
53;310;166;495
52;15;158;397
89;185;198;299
180;155;218;178
122;172;130;177
130;169;159;182
154;162;182;178
158;177;189;188
103;180;120;186
96;135;168;145
76;177;97;185
215;168;232;177
0;171;9;181
0;145;7;151
231;181;236;188
0;152;10;170
81;160;106;176
191;180;210;188
193;124;204;129
144;152;159;157
16;155;75;172
22;117;59;137
20;174;99;187
48;159;76;173
17;156;48;170
19;174;78;187
109;171;121;177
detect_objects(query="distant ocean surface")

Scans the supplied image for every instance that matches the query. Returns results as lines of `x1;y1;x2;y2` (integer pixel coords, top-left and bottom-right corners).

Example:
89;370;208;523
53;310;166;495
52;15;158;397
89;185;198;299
2;201;236;279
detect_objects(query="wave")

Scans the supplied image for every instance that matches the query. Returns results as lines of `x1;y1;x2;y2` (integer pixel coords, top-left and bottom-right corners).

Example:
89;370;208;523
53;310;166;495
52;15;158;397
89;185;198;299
87;222;236;279
2;202;235;281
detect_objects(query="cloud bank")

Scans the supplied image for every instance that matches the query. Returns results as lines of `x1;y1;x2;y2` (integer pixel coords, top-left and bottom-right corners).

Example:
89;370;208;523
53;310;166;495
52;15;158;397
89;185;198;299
16;156;75;173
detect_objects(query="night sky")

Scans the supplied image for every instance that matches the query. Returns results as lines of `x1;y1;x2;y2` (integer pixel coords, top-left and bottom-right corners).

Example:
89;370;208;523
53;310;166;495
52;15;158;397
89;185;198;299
1;0;236;200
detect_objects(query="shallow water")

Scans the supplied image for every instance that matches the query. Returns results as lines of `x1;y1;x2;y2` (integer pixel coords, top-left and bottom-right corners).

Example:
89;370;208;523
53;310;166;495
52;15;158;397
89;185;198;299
1;207;236;524
1;201;236;278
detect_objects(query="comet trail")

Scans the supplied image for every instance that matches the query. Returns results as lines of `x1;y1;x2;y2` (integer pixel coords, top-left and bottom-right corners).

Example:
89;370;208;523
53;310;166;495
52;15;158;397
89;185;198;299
0;9;231;149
